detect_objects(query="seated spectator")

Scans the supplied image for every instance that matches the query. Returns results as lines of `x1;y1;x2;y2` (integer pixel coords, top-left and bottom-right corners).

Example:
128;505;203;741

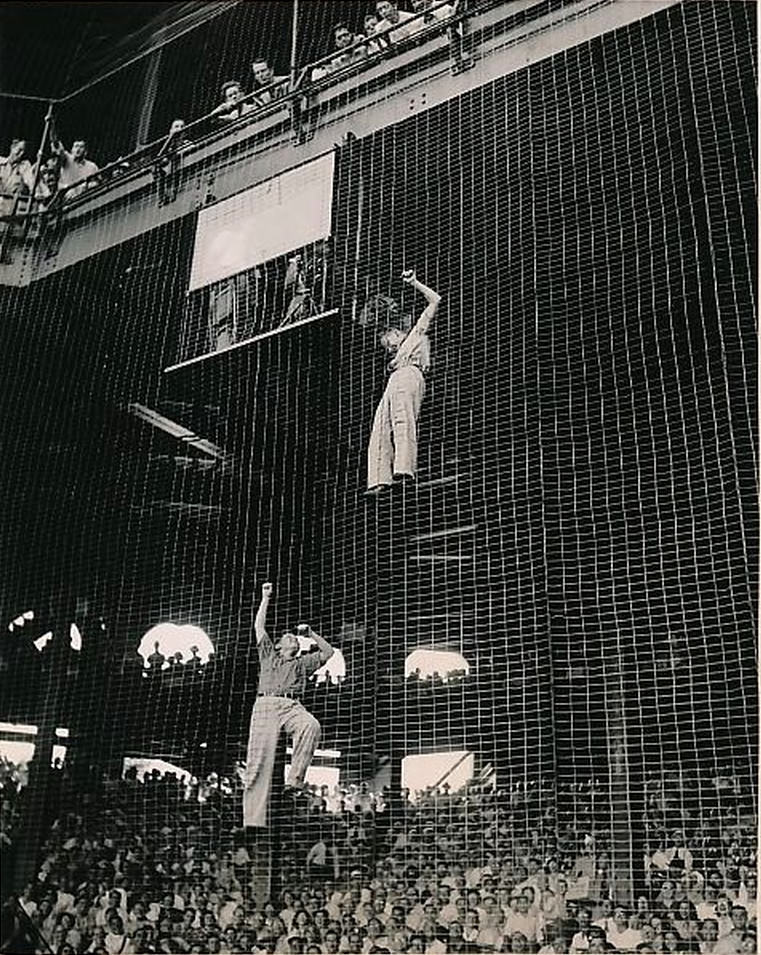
504;895;539;947
311;23;368;81
504;930;530;954
539;928;571;954
0;139;35;213
103;914;128;954
374;0;417;42
211;80;255;123
606;906;642;950
570;907;594;952
250;58;289;106
50;132;99;200
713;905;751;954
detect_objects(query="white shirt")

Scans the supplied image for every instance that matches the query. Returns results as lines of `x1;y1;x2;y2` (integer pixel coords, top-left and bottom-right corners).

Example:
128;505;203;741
104;932;128;954
504;911;539;942
58;153;99;198
570;930;590;952
606;924;642;950
375;9;416;42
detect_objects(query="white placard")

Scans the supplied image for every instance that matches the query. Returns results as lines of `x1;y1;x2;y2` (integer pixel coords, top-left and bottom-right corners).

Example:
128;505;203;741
188;152;335;292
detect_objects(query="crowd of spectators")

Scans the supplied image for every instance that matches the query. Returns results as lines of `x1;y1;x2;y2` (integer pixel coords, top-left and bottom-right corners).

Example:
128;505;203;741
0;0;457;219
1;755;754;955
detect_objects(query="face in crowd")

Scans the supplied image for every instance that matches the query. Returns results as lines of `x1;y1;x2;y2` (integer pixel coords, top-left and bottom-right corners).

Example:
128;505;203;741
252;60;275;86
334;25;353;49
377;1;400;23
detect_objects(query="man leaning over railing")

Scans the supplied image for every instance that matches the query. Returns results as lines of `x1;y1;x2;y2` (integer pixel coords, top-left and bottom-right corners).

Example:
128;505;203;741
210;80;256;124
251;57;289;106
50;123;100;202
375;0;418;42
311;23;369;82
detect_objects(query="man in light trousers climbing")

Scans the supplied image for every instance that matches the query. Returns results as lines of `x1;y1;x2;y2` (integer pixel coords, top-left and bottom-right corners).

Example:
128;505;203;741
242;581;334;827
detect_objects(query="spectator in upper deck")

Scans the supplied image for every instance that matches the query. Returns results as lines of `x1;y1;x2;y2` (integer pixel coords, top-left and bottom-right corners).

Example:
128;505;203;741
157;118;189;155
211;81;255;123
374;0;417;42
50;130;99;200
0;139;36;213
361;13;389;55
311;23;368;81
36;160;60;206
251;58;289;106
410;0;456;29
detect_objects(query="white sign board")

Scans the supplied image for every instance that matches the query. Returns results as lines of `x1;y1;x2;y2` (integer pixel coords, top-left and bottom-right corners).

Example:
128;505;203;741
189;152;335;292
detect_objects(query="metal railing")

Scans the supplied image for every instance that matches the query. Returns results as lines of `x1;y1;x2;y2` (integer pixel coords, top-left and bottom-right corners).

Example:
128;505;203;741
0;0;540;239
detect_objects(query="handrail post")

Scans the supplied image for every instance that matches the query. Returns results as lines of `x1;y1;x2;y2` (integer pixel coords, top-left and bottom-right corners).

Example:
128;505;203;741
24;100;55;237
449;0;474;74
288;0;310;145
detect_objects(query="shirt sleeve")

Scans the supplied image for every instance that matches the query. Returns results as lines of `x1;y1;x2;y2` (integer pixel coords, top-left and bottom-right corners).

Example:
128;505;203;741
299;651;325;677
258;631;275;661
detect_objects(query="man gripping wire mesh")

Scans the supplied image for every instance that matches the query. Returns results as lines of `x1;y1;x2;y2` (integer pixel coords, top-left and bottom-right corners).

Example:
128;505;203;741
366;269;441;493
242;582;334;828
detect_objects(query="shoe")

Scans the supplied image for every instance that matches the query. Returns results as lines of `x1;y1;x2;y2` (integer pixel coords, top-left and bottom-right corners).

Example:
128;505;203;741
365;485;389;496
393;472;415;483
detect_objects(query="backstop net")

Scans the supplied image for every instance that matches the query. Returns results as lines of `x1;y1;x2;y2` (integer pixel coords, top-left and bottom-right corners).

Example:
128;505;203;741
0;1;755;953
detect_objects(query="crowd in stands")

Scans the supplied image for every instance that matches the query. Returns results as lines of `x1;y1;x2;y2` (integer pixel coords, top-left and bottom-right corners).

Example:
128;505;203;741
0;756;24;878
1;755;755;955
0;0;457;217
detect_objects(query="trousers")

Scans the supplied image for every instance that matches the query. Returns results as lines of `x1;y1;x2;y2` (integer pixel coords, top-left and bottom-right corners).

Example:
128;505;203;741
242;696;321;827
367;365;426;489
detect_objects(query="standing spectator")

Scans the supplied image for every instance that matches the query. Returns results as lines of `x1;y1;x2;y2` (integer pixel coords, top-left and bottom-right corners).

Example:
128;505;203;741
251;59;288;106
374;0;417;42
713;905;750;954
0;138;35;213
50;132;99;201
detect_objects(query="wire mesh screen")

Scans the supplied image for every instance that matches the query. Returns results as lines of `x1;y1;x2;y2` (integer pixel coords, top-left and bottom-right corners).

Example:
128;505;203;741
0;2;755;954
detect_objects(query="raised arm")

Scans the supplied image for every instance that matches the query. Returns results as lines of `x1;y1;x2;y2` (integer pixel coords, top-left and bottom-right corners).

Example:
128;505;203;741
402;269;441;336
255;582;273;644
297;624;334;663
48;121;67;161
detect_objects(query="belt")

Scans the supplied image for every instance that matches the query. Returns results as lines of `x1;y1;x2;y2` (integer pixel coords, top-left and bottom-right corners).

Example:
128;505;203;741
388;364;426;375
257;692;301;699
